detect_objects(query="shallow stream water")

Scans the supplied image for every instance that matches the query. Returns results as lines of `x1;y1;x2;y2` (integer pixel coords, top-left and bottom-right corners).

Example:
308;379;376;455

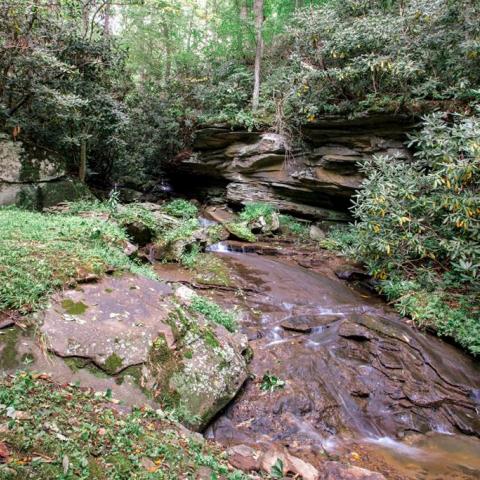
198;250;480;479
2;244;480;478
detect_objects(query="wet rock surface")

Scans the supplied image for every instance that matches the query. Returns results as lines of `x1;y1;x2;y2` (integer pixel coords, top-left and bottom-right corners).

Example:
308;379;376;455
155;248;480;479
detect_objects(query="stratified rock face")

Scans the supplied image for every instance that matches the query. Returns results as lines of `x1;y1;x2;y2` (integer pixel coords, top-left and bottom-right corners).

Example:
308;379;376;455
39;275;249;430
172;115;414;220
0;134;91;209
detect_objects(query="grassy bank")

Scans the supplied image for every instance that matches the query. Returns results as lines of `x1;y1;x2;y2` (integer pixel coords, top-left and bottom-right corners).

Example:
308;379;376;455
0;207;154;314
0;373;253;479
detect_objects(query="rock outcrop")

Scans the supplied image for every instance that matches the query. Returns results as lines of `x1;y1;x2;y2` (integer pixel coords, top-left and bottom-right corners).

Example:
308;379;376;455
0;134;92;209
171;114;414;220
38;274;249;430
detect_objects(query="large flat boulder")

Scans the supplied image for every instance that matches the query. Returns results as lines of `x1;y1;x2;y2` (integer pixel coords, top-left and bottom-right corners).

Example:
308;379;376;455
0;135;65;183
0;135;93;209
39;274;249;429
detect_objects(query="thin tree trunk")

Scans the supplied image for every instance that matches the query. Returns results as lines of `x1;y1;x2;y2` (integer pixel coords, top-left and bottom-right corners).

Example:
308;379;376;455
252;0;264;111
162;22;172;82
79;138;87;183
240;0;248;21
103;0;111;36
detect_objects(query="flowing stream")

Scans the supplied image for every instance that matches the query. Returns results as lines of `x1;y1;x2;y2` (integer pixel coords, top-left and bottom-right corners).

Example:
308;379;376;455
2;240;480;479
195;248;480;479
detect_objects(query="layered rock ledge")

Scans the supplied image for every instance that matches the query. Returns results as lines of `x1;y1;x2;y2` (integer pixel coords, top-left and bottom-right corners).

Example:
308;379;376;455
170;114;415;221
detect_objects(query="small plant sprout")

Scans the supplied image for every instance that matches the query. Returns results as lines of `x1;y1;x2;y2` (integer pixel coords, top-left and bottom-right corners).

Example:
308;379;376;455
260;372;286;392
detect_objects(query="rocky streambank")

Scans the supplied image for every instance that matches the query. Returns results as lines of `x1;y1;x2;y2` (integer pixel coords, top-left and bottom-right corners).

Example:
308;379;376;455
156;239;480;480
1;200;479;479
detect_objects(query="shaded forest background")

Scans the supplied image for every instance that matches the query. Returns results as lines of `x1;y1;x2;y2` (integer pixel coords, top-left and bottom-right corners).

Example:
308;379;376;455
1;0;479;183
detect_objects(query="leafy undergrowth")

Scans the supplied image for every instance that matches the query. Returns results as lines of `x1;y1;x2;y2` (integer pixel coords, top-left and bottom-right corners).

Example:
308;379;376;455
64;199;159;234
162;199;198;220
0;373;255;480
239;203;277;224
0;207;154;314
278;215;309;239
320;113;480;355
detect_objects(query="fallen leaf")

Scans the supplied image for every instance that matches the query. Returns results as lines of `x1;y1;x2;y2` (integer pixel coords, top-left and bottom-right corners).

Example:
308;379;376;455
0;442;10;462
6;407;16;419
350;451;361;461
63;454;69;474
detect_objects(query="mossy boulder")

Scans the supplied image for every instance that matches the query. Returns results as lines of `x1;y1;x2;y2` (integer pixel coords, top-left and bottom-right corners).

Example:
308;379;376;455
0;135;93;209
0;177;93;210
39;275;248;430
0;135;65;183
142;286;249;430
225;221;256;242
40;178;93;208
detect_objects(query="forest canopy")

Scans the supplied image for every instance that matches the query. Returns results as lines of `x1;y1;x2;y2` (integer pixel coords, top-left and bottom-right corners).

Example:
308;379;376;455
1;0;479;182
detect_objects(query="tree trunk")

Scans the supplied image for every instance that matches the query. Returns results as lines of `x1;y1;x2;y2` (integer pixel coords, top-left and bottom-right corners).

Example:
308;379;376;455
162;22;172;82
252;0;264;111
103;0;112;37
79;138;87;183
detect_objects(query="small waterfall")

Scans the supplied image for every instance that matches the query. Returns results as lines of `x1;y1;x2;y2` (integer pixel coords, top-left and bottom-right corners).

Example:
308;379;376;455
206;242;256;254
206;242;231;253
199;217;217;228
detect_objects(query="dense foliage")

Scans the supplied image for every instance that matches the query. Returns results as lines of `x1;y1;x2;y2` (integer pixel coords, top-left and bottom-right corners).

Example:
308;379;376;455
3;1;479;180
332;112;480;354
0;1;128;182
282;0;480;120
119;0;480;129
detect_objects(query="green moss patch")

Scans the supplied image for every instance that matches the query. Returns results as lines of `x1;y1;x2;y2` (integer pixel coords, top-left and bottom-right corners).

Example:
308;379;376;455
103;353;124;375
225;222;256;243
193;254;232;287
61;299;88;315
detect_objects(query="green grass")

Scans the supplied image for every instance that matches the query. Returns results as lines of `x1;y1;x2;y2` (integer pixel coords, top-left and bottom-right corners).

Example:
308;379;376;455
162;199;198;219
190;295;237;333
65;200;159;235
0;207;155;314
239;202;277;223
0;372;256;479
279;215;309;237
